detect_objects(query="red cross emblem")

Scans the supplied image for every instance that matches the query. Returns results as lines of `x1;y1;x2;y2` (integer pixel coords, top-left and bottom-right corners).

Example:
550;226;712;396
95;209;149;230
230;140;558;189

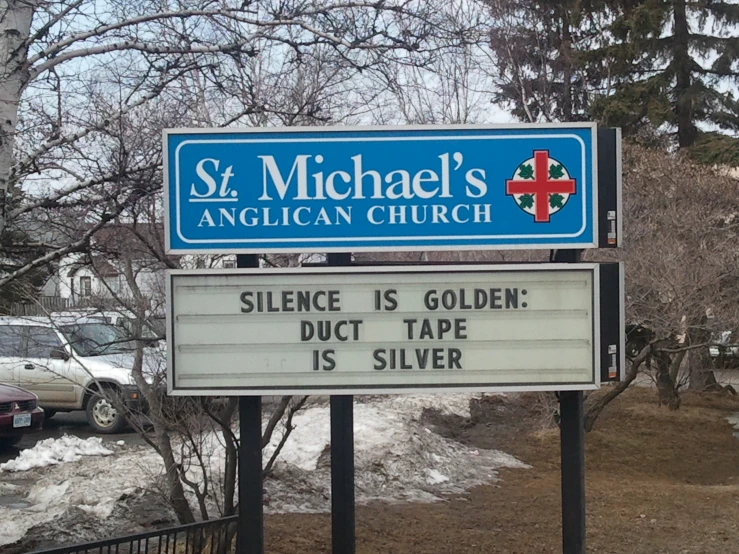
506;150;576;222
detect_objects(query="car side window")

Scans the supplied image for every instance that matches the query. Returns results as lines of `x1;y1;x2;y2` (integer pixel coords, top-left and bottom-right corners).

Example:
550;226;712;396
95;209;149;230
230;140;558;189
0;326;25;357
26;326;64;358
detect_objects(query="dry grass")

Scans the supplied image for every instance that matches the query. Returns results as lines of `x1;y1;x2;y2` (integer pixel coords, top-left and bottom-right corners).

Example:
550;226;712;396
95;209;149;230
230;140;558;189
261;387;739;553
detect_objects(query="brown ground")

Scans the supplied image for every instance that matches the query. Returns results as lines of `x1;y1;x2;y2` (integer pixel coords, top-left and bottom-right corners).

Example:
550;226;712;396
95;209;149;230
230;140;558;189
265;387;739;553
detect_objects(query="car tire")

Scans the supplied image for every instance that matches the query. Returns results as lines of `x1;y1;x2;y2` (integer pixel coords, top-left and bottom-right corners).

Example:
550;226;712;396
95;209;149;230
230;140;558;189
86;391;127;434
44;409;57;419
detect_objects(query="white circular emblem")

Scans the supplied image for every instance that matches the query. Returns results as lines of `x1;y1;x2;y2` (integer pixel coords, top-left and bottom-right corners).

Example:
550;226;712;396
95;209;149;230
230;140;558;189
509;154;573;219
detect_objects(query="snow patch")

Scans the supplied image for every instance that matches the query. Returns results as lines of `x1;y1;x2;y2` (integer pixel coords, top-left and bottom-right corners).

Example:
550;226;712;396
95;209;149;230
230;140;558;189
1;436;114;472
30;481;71;507
426;469;449;484
727;414;739;439
0;481;21;494
79;499;117;519
0;444;158;547
263;394;529;512
1;394;529;548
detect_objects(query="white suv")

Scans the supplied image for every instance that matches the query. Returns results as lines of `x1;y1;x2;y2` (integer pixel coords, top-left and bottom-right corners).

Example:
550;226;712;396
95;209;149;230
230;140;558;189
0;316;155;433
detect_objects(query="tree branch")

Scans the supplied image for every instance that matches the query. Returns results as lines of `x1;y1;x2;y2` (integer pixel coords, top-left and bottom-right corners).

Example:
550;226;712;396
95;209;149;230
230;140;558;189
264;396;308;476
0;206;127;289
261;396;291;449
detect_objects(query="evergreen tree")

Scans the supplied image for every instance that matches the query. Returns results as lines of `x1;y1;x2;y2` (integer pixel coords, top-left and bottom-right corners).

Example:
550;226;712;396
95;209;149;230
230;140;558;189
0;228;49;313
487;0;739;156
589;0;739;148
486;0;607;122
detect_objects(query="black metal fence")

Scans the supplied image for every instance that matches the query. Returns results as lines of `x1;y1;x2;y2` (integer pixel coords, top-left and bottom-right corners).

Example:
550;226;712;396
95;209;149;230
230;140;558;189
29;516;238;554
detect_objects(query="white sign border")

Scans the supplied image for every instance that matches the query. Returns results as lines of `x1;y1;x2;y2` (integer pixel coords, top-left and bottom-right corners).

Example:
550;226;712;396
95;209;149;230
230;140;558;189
166;263;602;396
163;123;599;254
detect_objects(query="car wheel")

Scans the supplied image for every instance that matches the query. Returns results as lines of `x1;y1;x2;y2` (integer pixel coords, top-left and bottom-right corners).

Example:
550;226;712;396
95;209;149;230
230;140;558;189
44;409;57;419
86;391;127;434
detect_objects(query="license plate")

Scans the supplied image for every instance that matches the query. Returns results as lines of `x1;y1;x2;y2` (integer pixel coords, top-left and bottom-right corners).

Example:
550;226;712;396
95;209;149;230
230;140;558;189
13;413;31;428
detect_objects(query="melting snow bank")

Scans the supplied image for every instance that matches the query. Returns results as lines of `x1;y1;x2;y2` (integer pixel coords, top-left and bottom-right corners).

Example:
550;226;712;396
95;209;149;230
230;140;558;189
726;414;739;437
263;394;530;512
1;436;114;472
0;394;528;549
0;440;162;548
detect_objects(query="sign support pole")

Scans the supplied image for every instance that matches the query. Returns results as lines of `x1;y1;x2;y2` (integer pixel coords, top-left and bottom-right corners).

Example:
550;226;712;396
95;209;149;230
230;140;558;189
559;390;585;554
552;248;586;554
236;254;264;554
327;252;356;554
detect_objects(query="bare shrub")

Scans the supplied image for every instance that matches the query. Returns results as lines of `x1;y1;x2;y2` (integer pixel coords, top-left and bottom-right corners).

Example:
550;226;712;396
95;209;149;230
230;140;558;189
583;145;739;429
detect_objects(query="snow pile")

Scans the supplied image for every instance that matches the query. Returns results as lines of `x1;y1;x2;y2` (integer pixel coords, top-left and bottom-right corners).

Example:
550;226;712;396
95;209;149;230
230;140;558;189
1;435;114;472
263;394;529;512
0;395;529;548
142;394;527;514
0;443;159;547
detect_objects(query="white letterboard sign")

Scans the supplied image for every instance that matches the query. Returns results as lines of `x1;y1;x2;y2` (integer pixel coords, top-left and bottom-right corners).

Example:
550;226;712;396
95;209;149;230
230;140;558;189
167;264;602;395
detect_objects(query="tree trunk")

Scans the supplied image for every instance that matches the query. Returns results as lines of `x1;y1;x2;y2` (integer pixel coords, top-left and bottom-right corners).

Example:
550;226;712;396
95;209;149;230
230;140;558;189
689;346;723;391
668;349;687;384
560;6;573;121
123;261;196;524
655;351;681;409
584;345;650;431
688;321;719;391
0;0;35;234
673;0;698;148
691;364;720;390
155;413;197;524
689;342;718;391
221;398;238;517
131;344;195;524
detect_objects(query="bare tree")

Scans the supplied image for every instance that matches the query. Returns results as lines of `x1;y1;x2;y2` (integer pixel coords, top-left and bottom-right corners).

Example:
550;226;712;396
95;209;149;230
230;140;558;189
0;10;477;520
583;144;739;429
113;247;309;523
362;2;497;126
38;34;399;522
0;0;472;291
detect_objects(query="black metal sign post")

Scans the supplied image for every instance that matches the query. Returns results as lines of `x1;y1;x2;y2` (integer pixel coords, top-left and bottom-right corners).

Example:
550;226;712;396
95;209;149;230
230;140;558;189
552;126;622;554
326;252;356;554
551;248;585;554
236;254;264;554
559;390;585;554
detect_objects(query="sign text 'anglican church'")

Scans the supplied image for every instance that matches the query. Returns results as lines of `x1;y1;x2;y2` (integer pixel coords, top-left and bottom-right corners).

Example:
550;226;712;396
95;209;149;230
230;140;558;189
164;124;598;253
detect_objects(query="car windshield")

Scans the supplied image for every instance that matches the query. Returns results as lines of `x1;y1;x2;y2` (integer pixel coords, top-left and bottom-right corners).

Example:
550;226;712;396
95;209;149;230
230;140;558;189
60;323;136;356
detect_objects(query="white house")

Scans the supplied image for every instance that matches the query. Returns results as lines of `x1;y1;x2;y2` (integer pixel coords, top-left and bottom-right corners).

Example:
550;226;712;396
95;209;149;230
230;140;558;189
41;253;163;303
39;220;328;311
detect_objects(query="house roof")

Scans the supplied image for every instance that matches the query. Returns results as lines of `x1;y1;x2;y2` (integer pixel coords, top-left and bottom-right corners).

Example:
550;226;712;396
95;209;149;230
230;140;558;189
92;223;169;265
67;256;119;278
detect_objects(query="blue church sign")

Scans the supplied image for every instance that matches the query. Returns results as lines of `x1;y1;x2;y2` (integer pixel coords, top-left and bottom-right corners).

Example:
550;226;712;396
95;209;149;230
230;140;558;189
164;123;604;254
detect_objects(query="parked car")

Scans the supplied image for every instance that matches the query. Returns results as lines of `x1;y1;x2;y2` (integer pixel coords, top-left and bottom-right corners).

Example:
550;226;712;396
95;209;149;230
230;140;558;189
0;383;44;448
48;309;163;344
710;331;739;369
0;316;159;434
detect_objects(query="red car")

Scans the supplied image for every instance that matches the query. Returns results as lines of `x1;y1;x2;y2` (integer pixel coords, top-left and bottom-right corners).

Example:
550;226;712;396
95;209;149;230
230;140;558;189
0;384;44;447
